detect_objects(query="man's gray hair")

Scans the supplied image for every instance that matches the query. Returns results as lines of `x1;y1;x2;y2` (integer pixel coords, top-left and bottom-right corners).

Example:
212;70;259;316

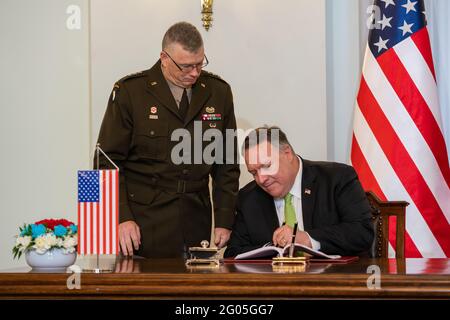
243;125;294;153
162;22;203;52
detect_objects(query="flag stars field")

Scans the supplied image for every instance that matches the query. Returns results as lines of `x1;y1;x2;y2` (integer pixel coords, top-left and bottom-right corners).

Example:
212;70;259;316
374;36;389;52
381;0;396;9
399;21;414;36
402;0;418;14
378;14;393;30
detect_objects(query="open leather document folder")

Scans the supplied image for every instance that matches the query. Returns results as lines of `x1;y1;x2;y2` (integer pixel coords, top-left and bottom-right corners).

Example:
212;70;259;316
223;243;359;264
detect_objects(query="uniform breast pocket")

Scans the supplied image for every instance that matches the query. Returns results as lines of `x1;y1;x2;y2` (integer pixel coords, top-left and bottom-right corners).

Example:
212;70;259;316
134;122;169;160
201;120;223;133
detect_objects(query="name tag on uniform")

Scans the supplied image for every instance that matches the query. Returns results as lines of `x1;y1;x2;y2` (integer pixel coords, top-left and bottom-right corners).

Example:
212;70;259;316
201;113;222;121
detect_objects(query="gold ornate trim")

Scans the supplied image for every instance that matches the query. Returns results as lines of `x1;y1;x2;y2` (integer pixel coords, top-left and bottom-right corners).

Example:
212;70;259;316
201;0;213;31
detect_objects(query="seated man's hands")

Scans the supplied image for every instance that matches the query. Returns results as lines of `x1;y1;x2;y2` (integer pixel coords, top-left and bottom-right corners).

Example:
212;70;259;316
119;220;141;256
272;225;312;248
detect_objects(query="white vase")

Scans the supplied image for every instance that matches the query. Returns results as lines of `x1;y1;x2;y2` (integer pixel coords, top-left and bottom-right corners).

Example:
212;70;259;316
25;248;77;270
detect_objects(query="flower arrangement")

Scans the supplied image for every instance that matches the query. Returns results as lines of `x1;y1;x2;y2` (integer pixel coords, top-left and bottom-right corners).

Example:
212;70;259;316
13;218;78;259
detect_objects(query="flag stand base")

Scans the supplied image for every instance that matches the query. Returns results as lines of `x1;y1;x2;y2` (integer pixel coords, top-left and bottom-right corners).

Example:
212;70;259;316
82;267;113;273
80;253;115;273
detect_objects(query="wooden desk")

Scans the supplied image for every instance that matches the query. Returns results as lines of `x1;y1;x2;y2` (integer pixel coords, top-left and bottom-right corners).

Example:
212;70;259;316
0;258;449;299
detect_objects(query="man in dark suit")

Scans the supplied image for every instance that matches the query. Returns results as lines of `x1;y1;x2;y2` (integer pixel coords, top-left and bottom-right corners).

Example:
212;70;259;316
97;22;239;258
224;126;373;258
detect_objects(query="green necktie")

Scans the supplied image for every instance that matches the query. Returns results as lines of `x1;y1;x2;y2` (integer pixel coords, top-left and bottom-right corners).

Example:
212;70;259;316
284;193;297;228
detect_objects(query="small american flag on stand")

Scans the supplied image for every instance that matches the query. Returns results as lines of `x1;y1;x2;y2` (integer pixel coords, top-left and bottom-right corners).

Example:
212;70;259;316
77;169;119;255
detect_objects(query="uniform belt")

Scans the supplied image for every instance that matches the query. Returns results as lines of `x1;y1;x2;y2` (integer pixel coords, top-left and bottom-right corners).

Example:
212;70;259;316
149;178;208;193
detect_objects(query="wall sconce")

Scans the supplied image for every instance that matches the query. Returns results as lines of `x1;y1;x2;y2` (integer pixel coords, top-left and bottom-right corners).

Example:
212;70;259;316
201;0;213;31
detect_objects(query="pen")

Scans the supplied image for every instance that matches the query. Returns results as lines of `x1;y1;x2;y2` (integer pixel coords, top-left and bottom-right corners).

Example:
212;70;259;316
288;222;298;258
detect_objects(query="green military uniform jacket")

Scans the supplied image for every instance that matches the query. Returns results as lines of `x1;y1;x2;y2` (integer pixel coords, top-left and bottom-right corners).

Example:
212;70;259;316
97;60;240;257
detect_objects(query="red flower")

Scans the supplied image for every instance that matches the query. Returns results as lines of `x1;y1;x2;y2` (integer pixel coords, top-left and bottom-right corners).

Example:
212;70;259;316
35;218;74;230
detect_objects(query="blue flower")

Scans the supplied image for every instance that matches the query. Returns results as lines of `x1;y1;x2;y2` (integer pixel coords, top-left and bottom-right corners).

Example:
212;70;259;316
31;224;46;238
20;224;32;236
54;225;68;237
70;224;78;234
20;227;28;236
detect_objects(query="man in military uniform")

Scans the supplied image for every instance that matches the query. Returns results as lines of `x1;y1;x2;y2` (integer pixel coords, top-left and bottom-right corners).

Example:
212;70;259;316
96;22;240;258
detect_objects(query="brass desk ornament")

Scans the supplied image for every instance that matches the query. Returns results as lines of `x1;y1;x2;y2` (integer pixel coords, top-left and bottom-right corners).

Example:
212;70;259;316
272;256;308;266
272;225;308;270
185;240;220;268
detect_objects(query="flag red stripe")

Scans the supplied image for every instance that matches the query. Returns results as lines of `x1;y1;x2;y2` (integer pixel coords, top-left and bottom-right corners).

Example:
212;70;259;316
388;212;422;258
403;226;422;257
377;49;450;187
358;76;450;256
90;202;94;255
96;172;100;254
77;203;80;254
115;170;119;254
109;170;113;255
351;135;423;257
83;202;87;255
102;170;107;254
351;135;384;197
411;27;436;80
352;135;399;254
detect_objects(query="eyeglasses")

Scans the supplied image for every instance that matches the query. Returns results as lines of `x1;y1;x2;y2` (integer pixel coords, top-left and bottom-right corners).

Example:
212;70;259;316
163;51;209;73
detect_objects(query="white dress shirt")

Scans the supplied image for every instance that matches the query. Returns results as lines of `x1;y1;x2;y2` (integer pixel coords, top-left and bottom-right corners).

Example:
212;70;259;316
273;157;321;250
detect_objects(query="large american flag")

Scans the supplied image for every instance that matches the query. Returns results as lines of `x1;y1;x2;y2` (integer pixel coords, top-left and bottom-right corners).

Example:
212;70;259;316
77;170;119;255
351;0;450;257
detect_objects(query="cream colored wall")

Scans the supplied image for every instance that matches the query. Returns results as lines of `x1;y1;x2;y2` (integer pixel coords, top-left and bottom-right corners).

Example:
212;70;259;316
0;0;90;269
326;0;361;163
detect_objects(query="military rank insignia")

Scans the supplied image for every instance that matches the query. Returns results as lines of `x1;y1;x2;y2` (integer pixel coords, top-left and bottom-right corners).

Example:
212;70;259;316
149;105;158;120
201;113;221;121
112;83;120;101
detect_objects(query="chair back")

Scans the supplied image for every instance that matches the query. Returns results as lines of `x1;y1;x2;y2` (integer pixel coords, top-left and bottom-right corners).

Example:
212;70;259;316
366;191;409;258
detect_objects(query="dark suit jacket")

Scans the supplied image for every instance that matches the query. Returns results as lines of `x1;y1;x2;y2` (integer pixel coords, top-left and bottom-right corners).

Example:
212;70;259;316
224;159;374;257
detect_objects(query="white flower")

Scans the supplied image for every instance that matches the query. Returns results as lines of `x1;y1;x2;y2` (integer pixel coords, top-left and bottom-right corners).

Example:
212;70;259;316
63;235;77;249
16;236;31;250
44;233;58;247
33;236;49;254
32;234;58;254
62;235;77;254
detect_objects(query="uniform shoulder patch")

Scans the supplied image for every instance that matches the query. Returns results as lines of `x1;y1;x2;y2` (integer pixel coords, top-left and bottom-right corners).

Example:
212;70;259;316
201;70;228;84
119;70;146;82
111;70;147;101
111;82;121;102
